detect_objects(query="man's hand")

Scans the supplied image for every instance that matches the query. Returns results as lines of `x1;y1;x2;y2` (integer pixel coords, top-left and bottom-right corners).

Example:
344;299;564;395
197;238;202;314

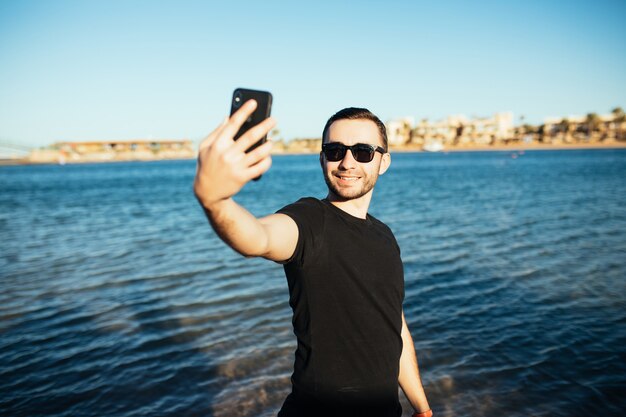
194;99;276;209
193;100;296;261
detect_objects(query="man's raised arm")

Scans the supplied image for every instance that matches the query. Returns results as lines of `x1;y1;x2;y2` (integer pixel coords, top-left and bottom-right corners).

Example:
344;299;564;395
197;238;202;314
193;100;298;262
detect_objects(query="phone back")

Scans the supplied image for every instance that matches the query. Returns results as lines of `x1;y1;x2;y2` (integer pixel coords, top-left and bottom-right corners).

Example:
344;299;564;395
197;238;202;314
230;88;273;149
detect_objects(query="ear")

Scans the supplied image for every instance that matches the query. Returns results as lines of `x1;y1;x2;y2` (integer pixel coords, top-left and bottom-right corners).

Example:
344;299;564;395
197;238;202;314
378;152;391;175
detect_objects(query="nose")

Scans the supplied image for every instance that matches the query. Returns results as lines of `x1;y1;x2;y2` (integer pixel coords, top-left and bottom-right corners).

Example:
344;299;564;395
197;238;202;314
338;147;357;170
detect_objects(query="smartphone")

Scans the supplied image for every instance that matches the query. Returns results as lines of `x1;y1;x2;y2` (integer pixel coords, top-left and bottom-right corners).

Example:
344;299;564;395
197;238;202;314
230;88;273;153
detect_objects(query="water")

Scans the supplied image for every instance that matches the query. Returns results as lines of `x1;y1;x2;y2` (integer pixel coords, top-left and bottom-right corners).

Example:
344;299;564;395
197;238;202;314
1;150;625;417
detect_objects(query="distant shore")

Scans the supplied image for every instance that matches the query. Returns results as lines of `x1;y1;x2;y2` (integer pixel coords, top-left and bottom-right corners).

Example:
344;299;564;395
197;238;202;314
2;141;626;166
274;140;626;155
391;141;626;153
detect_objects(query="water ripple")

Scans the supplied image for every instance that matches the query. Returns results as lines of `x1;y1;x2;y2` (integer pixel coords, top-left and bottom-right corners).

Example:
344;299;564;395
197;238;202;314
2;152;626;416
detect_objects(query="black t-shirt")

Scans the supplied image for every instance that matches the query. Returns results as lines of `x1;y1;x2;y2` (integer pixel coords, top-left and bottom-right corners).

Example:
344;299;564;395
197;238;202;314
277;198;405;417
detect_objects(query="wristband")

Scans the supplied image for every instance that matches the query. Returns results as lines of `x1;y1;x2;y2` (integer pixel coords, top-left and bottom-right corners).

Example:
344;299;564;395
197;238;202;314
412;410;433;417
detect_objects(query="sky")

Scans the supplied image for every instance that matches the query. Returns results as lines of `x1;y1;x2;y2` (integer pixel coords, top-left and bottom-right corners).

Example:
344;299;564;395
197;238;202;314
1;0;625;148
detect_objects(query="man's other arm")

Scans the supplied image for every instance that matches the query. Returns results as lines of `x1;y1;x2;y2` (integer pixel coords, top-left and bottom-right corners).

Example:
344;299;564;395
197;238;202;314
398;311;432;415
194;100;298;262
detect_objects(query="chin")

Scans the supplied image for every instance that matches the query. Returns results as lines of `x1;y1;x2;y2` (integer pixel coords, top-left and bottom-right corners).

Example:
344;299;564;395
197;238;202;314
324;172;376;201
328;183;371;201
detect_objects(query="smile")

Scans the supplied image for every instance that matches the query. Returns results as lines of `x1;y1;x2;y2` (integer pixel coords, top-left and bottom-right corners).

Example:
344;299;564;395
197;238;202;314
335;174;361;187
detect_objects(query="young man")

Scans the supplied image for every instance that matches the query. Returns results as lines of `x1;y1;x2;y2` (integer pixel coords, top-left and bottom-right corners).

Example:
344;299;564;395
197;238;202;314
194;100;432;417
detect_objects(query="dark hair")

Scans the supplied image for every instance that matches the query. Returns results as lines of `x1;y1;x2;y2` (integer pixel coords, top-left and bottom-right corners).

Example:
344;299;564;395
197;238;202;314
322;107;388;151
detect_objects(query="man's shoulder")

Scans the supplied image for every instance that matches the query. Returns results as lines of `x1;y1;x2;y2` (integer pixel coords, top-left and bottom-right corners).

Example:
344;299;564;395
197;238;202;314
278;197;323;213
277;197;328;228
367;213;400;252
368;212;393;232
276;198;327;265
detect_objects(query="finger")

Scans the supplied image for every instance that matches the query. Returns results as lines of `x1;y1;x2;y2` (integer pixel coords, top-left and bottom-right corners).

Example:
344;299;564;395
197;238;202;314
199;117;228;151
218;99;258;141
242;139;273;167
232;116;276;154
244;155;272;180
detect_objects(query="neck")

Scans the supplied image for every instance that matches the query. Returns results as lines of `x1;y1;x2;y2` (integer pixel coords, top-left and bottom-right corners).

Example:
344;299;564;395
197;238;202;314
326;190;373;219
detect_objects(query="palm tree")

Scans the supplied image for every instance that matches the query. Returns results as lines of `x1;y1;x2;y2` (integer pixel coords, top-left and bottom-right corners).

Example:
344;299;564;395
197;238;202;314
558;118;571;142
586;113;602;141
537;124;546;143
612;107;625;140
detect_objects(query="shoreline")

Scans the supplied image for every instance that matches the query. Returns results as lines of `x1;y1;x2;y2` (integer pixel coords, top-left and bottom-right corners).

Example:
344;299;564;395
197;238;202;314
2;142;626;166
275;141;626;155
417;141;626;153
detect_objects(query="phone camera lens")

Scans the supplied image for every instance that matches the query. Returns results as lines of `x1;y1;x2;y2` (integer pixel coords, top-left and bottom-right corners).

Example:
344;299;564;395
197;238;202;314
233;91;243;108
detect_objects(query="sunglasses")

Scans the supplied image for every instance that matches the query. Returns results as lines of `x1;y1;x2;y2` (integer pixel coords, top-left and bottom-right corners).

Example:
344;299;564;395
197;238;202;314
322;143;386;163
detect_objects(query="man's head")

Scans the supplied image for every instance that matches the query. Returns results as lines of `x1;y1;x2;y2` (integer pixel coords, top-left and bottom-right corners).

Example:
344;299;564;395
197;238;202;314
322;107;388;150
320;107;391;202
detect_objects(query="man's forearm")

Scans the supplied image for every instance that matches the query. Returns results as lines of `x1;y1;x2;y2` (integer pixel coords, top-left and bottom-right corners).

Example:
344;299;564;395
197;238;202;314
201;198;271;257
398;314;431;413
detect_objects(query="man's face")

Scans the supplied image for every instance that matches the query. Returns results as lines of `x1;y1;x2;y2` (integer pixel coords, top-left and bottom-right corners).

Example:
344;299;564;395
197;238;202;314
321;119;389;201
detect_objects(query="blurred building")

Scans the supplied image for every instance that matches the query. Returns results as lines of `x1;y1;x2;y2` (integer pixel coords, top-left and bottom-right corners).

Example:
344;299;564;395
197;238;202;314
386;112;514;150
387;117;415;146
28;139;195;164
542;111;625;144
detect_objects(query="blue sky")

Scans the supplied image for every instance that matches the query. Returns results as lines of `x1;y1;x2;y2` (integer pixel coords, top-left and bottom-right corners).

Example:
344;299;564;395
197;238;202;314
1;0;625;147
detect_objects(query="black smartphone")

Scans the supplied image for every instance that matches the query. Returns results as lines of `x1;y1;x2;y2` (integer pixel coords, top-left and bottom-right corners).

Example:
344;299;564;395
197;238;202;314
230;88;273;153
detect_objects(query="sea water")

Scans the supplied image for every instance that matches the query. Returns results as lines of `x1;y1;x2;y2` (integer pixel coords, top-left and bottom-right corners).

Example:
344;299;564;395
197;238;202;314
1;150;625;416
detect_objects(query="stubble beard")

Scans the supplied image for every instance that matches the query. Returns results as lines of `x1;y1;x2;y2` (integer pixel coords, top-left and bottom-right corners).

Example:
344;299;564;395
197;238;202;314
323;169;378;201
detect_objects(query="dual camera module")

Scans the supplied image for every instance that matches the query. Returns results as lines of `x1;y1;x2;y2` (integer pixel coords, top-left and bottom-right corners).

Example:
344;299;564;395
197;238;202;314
232;91;244;109
232;90;253;122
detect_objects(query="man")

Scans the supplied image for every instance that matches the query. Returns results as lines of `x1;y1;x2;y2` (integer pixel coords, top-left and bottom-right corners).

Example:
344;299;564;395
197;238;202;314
194;100;432;417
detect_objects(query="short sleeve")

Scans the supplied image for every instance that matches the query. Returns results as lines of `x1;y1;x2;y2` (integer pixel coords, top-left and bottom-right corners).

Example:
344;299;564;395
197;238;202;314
276;197;325;265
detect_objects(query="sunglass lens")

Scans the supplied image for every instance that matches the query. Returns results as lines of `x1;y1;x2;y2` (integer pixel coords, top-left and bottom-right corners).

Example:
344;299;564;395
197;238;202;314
354;145;374;162
324;145;345;161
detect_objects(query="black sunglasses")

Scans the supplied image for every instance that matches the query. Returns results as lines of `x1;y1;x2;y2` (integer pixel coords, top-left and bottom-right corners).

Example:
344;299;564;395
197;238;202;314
322;143;386;163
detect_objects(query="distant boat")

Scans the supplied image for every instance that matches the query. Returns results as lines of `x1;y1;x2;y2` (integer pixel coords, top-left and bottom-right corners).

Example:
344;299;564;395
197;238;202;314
423;140;444;152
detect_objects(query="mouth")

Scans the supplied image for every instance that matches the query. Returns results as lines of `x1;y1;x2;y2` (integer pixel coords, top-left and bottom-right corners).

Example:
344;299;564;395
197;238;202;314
335;173;361;183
